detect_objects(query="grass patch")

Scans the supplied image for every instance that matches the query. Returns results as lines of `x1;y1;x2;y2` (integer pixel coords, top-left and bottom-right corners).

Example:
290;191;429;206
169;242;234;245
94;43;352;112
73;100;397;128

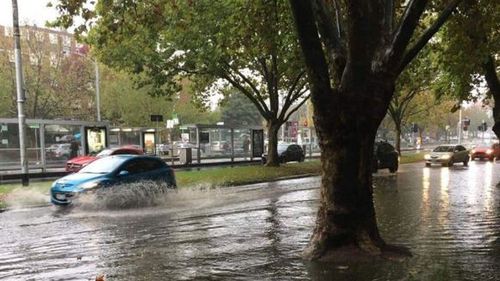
400;152;425;164
176;161;320;188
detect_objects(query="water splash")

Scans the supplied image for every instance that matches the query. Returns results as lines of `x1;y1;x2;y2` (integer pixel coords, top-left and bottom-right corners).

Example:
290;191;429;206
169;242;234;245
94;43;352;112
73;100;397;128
3;188;49;209
75;181;176;210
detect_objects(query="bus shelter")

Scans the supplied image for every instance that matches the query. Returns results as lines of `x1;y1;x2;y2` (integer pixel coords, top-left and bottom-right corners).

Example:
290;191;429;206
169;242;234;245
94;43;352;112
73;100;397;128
178;124;264;163
0;118;109;172
109;127;160;155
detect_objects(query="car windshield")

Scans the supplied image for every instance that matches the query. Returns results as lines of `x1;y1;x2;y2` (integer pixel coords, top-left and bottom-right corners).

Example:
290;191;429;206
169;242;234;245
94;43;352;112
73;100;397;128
79;156;128;174
433;146;454;152
96;149;113;157
278;144;289;153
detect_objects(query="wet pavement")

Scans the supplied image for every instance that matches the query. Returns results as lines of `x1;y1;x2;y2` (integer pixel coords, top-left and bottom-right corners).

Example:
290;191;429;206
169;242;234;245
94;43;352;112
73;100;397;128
1;161;500;280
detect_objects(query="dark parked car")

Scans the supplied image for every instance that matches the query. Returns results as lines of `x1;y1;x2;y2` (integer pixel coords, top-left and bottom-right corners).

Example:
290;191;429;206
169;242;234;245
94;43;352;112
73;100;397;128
51;155;176;206
373;141;399;173
262;143;305;164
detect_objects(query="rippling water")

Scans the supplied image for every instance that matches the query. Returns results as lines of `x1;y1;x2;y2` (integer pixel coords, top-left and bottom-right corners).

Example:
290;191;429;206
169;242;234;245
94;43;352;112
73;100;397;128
1;162;500;280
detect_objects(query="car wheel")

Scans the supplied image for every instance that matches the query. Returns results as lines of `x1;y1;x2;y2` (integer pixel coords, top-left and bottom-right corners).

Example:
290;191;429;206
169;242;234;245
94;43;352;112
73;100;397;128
471;157;475;161
425;163;431;167
489;157;494;162
298;155;305;162
447;160;453;167
389;164;398;173
261;157;267;165
463;159;469;166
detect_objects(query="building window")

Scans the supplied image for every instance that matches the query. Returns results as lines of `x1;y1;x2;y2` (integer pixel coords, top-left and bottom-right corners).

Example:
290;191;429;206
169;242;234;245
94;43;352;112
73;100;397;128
35;31;45;42
7;50;14;63
29;53;39;65
4;26;13;37
49;33;58;45
63;36;71;47
50;52;58;67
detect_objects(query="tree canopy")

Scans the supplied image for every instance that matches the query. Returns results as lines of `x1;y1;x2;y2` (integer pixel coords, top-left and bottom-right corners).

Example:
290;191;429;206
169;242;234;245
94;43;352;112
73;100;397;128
50;0;310;166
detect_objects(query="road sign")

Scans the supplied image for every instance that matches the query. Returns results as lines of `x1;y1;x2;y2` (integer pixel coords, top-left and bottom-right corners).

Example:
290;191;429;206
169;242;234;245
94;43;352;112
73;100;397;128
150;114;164;122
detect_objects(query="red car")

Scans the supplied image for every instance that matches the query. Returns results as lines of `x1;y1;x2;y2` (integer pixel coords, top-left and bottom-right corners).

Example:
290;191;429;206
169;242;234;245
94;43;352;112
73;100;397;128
65;145;144;172
470;143;500;161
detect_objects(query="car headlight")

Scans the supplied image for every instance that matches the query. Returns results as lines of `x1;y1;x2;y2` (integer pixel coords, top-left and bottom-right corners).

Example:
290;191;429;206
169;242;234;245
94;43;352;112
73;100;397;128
441;154;451;160
486;149;493;154
424;154;431;160
79;181;100;190
471;149;476;154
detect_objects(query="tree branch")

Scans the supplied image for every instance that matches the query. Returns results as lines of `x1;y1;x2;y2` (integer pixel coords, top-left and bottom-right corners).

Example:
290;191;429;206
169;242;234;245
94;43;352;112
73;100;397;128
311;0;346;84
284;94;311;122
386;0;428;70
221;71;271;120
290;0;335;105
397;0;462;74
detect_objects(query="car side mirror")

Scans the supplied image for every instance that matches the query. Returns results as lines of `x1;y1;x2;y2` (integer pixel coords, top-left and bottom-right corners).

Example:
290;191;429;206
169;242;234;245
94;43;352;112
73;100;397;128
118;170;129;177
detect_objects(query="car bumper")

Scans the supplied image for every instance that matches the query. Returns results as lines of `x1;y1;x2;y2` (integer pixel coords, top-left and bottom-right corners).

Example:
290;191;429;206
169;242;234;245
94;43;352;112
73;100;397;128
50;191;78;206
425;158;449;165
471;153;492;159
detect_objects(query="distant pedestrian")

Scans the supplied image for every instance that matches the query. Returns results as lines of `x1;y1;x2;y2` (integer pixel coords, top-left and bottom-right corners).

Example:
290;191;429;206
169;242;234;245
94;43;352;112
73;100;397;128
70;139;80;159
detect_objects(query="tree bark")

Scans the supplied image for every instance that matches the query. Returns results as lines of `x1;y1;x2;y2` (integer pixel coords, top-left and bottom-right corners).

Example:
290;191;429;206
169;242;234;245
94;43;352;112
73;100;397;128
483;56;500;139
395;124;402;154
303;84;410;261
265;120;282;167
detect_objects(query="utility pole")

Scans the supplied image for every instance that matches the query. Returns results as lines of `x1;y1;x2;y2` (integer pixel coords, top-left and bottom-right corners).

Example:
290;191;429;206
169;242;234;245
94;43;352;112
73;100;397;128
12;0;29;185
94;59;101;121
457;108;462;144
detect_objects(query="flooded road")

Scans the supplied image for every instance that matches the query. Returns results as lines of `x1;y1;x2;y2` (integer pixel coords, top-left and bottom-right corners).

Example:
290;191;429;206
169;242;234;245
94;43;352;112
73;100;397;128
2;161;500;280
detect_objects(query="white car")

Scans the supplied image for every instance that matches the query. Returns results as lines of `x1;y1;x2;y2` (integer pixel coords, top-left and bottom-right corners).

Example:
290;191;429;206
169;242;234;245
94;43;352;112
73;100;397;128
424;145;469;167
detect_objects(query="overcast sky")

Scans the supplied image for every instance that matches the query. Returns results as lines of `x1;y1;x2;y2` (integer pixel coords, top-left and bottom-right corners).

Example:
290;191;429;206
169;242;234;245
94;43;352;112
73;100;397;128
0;0;60;27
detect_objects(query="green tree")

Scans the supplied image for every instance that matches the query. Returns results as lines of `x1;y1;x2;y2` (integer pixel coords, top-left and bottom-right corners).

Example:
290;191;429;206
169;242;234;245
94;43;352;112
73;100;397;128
290;0;463;260
50;0;309;166
220;90;263;128
439;0;499;137
388;48;440;152
100;68;219;127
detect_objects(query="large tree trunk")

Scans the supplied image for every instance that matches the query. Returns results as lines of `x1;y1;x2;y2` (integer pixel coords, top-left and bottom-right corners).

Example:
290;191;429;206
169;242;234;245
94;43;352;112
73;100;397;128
483;56;500;139
304;84;410;261
265;120;282;167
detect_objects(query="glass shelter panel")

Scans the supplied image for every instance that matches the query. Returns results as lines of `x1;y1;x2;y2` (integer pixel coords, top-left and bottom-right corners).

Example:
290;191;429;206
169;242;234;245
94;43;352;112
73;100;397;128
233;129;251;158
0;123;40;169
45;124;82;165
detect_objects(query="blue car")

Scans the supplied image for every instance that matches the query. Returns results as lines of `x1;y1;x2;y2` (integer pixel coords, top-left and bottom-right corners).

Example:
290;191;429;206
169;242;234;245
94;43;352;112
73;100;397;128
50;155;176;206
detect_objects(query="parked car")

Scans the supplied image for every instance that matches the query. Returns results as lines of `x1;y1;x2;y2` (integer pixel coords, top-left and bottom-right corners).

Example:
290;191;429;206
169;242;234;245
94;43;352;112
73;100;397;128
373;141;399;173
261;143;305;164
424;145;469;167
47;143;71;159
65;145;144;173
470;143;500;161
51;155;176;206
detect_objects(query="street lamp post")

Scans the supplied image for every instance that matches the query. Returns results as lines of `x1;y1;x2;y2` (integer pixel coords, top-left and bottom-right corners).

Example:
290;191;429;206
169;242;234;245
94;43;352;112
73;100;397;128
12;0;29;185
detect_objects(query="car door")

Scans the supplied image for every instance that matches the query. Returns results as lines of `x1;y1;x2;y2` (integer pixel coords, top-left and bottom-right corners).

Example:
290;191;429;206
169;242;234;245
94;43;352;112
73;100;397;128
137;158;166;182
115;158;145;184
